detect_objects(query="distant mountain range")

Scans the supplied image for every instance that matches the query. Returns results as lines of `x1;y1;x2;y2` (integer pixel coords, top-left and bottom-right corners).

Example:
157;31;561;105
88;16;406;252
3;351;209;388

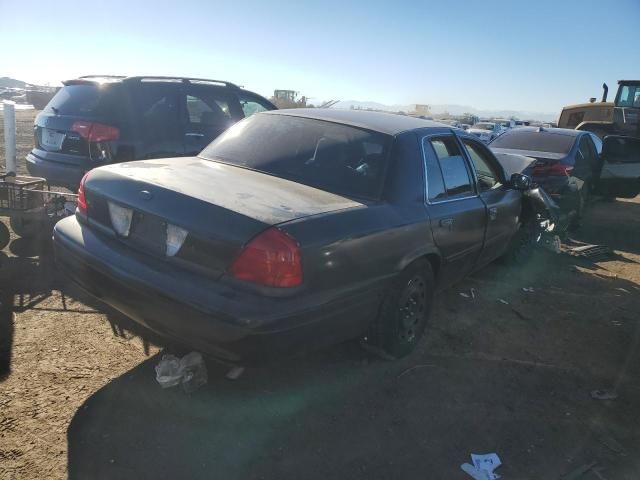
0;77;33;89
334;100;558;122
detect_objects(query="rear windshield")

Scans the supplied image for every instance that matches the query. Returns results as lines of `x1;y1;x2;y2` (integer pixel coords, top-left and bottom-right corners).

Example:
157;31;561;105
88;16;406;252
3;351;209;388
44;84;119;117
200;114;392;199
490;130;575;154
475;123;494;130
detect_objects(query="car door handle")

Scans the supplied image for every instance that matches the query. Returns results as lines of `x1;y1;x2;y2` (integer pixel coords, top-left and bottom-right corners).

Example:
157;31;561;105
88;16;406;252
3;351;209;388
440;218;454;228
489;207;498;220
185;132;205;138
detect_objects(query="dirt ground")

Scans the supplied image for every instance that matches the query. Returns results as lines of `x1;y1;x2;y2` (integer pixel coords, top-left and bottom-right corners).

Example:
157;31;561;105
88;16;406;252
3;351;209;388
1;110;640;479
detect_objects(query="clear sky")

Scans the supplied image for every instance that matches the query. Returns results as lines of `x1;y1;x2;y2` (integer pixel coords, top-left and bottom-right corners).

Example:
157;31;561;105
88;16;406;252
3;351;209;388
1;0;638;114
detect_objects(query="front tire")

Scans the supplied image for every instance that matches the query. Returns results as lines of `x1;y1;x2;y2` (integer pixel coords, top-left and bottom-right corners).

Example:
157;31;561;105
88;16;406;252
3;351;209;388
366;260;434;359
503;219;540;264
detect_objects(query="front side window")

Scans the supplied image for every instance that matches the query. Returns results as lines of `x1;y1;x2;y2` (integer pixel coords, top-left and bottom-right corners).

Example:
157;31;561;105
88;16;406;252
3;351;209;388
186;91;233;127
462;139;503;191
238;94;273;118
200;114;392;199
427;136;474;199
617;85;640;108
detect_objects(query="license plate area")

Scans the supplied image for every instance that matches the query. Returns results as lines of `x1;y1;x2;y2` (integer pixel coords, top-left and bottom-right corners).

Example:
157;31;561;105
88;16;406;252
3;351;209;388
129;211;167;256
40;128;66;151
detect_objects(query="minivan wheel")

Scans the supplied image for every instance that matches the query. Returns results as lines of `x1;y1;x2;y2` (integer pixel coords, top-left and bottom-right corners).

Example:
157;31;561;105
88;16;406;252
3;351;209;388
365;260;434;359
504;219;539;265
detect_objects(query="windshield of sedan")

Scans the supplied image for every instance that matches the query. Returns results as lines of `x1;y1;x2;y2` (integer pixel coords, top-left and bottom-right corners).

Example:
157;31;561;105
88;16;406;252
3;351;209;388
490;129;576;153
200;114;392;199
474;123;495;130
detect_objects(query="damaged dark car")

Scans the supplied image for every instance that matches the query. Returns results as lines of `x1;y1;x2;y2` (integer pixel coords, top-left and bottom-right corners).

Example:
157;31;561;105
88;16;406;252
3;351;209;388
54;110;554;364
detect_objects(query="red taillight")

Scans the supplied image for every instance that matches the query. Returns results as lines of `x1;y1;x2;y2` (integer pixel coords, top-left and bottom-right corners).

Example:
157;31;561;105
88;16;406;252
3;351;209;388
532;162;574;176
71;121;120;142
77;172;89;215
230;228;303;288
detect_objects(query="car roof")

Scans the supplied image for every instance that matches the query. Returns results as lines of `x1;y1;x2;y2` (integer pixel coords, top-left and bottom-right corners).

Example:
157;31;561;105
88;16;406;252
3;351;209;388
263;108;448;135
501;126;584;137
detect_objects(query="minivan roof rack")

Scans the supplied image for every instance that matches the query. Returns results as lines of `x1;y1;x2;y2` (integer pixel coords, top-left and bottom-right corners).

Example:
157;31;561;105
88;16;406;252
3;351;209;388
78;75;127;80
123;76;240;88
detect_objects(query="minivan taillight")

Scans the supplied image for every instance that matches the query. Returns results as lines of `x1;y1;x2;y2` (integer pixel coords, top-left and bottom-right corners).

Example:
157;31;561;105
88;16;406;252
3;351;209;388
77;172;89;215
230;228;303;288
71;121;120;142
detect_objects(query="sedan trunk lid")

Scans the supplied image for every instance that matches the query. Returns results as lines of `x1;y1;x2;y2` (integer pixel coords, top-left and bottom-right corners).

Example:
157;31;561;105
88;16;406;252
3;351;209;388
82;157;363;276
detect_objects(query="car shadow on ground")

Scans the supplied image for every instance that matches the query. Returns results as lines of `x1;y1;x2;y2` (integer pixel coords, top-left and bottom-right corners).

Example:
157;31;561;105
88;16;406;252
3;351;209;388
65;248;640;480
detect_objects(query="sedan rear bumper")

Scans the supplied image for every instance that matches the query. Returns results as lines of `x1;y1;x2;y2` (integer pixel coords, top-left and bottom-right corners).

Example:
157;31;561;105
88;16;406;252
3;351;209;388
53;216;379;364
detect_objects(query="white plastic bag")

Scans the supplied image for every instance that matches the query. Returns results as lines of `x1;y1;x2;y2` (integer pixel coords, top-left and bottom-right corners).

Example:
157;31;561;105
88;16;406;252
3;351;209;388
155;352;208;393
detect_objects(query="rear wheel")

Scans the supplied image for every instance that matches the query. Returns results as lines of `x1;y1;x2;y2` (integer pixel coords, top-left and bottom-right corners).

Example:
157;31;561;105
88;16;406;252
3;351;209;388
365;260;434;359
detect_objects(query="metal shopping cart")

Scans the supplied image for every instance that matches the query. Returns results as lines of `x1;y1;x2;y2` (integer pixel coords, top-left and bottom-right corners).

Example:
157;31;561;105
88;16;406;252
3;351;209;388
0;174;76;250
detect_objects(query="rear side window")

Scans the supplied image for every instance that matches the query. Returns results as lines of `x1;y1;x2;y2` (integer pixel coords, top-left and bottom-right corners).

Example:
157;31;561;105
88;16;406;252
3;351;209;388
44;85;119;118
200;114;392;199
589;133;603;155
577;136;596;164
130;84;182;141
422;139;446;202
427;136;474;199
490;130;576;154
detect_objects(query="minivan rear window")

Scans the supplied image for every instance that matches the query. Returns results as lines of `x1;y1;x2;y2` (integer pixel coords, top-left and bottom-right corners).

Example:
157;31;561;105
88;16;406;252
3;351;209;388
490;130;576;154
200;114;392;199
44;84;118;117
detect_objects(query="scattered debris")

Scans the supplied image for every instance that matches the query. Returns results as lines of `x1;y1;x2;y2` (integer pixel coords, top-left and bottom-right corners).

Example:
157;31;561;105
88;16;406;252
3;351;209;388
522;287;534;293
561;461;597;480
565;241;613;262
542;234;562;253
590;389;618;401
396;364;435;379
510;306;532;322
497;298;509;305
597;432;626;455
155;352;208;393
592;467;609;480
461;453;502;480
459;288;477;299
225;366;245;381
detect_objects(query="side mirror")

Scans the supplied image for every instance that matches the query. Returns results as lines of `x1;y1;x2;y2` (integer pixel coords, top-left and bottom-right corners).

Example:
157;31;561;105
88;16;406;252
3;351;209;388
510;172;532;191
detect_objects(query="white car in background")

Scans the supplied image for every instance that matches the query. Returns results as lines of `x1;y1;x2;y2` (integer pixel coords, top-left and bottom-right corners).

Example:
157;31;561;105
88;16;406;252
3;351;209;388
467;122;502;143
496;119;515;131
